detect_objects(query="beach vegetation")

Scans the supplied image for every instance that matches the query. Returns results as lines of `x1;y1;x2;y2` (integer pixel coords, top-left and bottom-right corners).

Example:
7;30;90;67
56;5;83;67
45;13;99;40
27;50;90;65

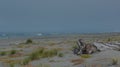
112;58;118;65
40;49;58;58
9;50;17;55
0;51;6;56
21;48;59;65
80;54;91;58
9;63;15;67
58;53;64;57
72;45;78;50
26;39;33;44
107;38;111;42
21;58;31;65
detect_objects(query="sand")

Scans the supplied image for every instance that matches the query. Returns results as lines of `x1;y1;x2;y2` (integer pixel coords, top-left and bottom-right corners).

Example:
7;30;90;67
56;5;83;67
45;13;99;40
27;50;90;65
0;34;120;67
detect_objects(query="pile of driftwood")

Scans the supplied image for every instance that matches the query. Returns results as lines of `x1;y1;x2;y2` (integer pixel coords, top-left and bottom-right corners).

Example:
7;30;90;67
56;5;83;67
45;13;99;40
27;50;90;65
73;39;120;55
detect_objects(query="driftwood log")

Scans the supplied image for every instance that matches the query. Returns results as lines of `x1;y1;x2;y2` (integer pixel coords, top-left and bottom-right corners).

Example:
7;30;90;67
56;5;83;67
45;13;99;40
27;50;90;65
73;39;97;55
73;39;120;55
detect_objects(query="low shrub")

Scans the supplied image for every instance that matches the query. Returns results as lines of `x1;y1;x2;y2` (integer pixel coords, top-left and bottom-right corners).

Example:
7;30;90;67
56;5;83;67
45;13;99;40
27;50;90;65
29;52;40;60
0;51;6;56
112;58;118;65
21;58;31;65
58;53;64;57
72;45;78;50
9;50;17;55
26;39;33;44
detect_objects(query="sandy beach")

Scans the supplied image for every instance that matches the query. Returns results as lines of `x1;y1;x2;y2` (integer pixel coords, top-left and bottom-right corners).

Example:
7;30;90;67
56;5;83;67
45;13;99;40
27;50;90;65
0;33;120;67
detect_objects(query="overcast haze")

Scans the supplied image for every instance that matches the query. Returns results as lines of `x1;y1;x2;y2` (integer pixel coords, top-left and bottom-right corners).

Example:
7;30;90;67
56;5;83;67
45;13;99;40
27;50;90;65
0;0;120;33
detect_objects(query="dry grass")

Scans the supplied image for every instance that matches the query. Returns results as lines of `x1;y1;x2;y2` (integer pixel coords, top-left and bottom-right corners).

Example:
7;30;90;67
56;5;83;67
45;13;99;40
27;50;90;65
0;50;19;57
2;59;23;67
21;48;59;65
21;58;30;65
0;51;7;56
81;54;91;58
111;58;118;65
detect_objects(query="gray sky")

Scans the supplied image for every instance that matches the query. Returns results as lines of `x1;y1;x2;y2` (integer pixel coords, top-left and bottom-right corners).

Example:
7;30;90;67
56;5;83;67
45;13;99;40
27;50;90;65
0;0;120;33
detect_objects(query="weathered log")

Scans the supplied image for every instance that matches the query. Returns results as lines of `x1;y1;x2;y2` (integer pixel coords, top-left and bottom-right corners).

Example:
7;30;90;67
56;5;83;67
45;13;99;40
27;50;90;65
93;42;111;51
73;39;98;55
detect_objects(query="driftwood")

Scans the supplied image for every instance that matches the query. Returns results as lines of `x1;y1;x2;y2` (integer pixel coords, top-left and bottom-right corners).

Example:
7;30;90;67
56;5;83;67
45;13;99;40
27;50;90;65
73;39;97;55
93;42;111;51
94;42;120;51
73;39;120;55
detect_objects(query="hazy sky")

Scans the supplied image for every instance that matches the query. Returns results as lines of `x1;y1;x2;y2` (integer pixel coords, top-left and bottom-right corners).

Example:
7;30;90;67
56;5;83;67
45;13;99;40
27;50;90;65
0;0;120;33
